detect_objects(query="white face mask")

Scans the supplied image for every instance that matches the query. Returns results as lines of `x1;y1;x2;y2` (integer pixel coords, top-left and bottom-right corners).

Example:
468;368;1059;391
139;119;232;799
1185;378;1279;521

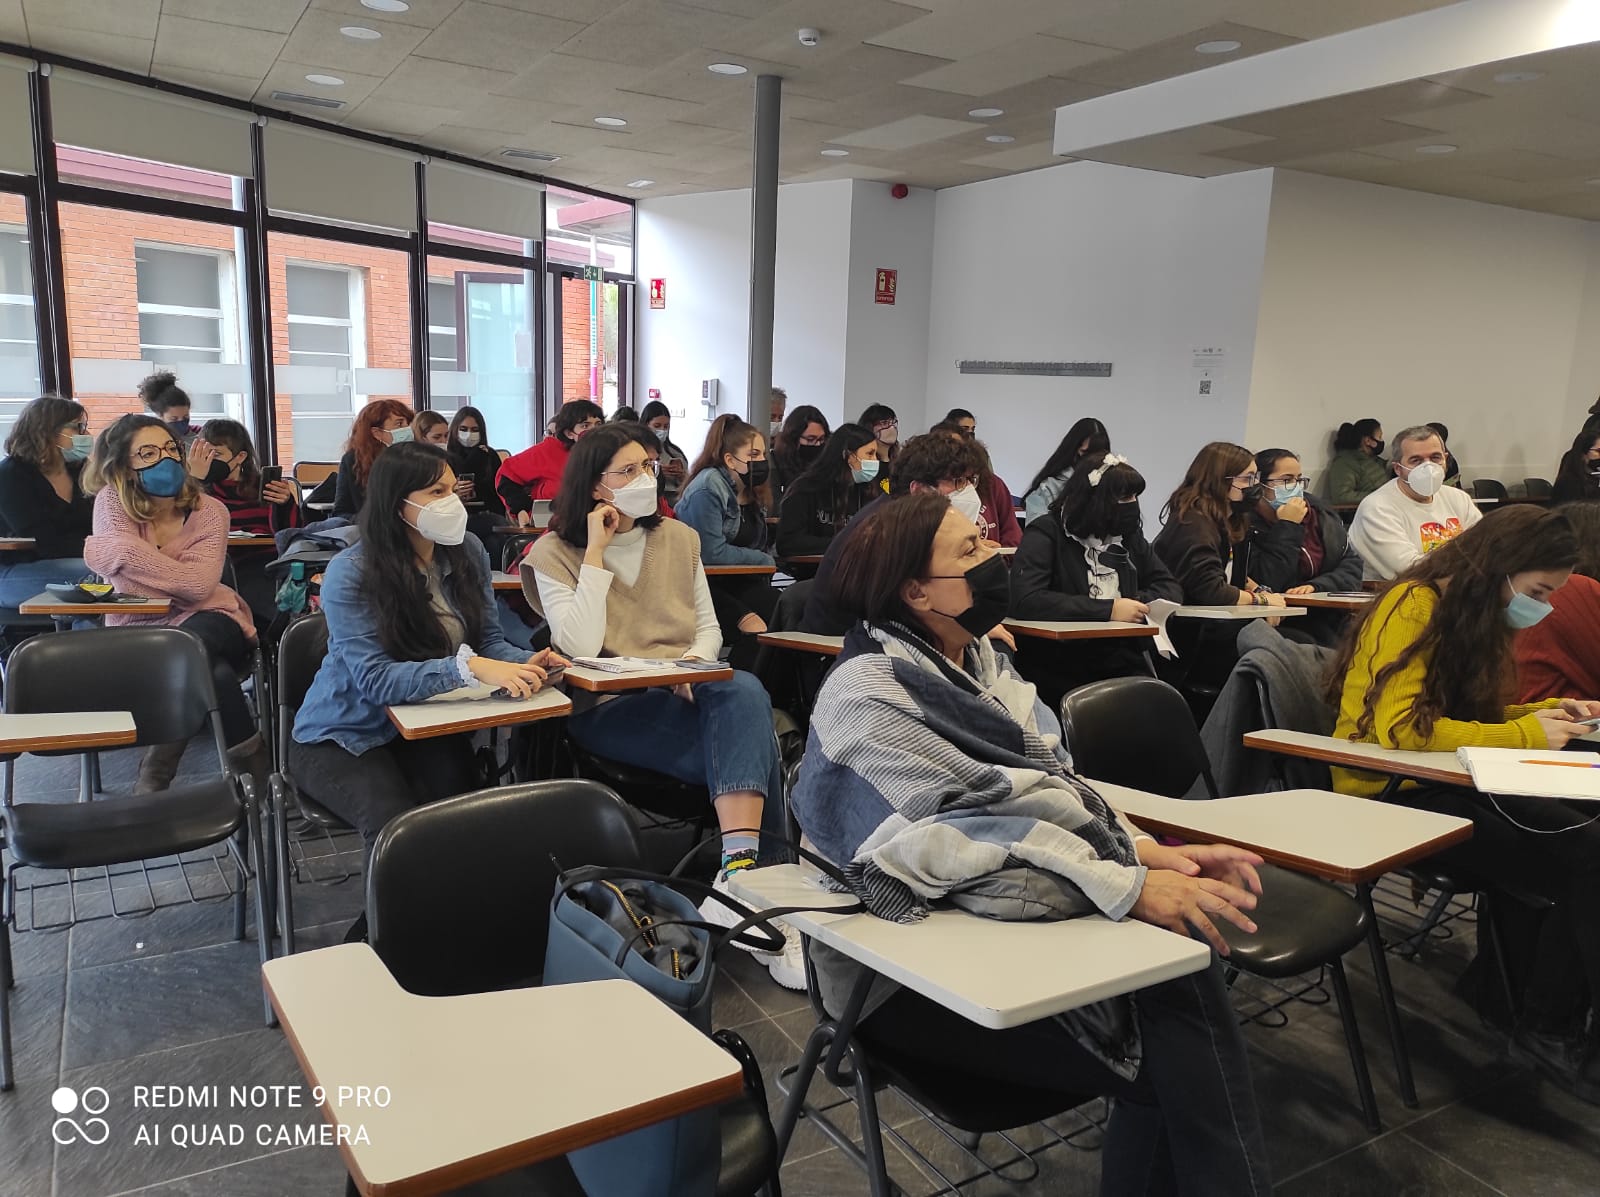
606;473;660;519
1402;461;1445;498
948;483;984;527
405;493;469;545
457;430;481;448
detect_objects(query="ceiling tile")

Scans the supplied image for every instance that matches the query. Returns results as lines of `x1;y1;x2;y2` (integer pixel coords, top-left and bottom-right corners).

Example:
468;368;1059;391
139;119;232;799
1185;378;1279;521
25;27;155;73
154;15;287;78
558;0;748;69
368;57;518;110
959;138;1062;171
0;0;23;39
1223;0;1457;41
494;51;630;105
161;0;310;36
782;162;902;183
486;0;630;21
833;114;985;151
1064;22;1300;92
1043;0;1232;51
307;0;462;28
22;0;159;40
343;96;459;136
257;59;388;107
868;0;1079;60
1212;117;1443;164
611;47;793;106
156;65;263;101
280;9;430;75
413;2;586;74
1222;80;1488;137
705;0;932;69
451;93;572;135
900;34;1115;96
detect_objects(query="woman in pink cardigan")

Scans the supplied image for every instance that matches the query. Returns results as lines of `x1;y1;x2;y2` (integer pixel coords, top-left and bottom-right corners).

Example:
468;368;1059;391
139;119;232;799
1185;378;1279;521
83;415;269;795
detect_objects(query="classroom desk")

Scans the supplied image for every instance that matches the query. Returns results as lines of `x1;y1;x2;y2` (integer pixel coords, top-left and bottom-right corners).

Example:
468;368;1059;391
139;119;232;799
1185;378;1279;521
704;563;778;577
387;686;571;741
777;554;824;566
1283;592;1374;612
564;661;734;692
1241;728;1473;788
1003;618;1158;642
0;537;37;551
1170;604;1308;620
757;631;842;656
226;534;277;548
0;711;137;755
18;591;172;631
263;944;744;1197
489;571;521;592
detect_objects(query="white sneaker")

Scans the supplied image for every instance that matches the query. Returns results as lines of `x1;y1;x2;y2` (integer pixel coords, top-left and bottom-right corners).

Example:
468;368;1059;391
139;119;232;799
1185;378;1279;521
701;871;806;992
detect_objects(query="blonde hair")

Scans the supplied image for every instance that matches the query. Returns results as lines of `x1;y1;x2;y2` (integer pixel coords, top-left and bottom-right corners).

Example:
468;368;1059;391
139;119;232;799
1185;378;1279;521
83;414;203;522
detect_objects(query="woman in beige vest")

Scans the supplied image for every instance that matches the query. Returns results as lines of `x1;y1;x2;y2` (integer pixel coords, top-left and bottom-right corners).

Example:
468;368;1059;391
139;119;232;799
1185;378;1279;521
523;423;802;990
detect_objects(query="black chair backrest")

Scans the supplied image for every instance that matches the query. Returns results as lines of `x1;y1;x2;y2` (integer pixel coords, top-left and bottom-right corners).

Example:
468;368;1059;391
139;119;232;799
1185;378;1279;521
366;779;643;996
1523;478;1553;500
5;626;222;750
1472;478;1507;501
501;532;541;572
1059;676;1219;799
769;578;814;633
275;614;329;762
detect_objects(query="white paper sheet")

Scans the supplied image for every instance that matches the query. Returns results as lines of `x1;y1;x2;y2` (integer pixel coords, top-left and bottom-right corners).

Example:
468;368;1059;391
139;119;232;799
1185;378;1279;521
1456;747;1600;801
1145;598;1180;659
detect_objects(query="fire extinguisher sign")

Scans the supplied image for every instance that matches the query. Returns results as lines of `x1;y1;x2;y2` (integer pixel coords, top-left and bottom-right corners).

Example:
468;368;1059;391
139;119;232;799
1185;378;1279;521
649;278;666;309
874;268;897;305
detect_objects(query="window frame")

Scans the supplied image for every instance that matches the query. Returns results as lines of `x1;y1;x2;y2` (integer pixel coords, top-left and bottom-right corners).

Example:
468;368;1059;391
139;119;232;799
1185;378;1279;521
133;239;244;421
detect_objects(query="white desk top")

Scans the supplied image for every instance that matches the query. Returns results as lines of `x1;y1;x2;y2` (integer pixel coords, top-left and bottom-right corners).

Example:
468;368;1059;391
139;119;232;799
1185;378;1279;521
0;711;137;754
1003;619;1158;641
1242;728;1472;788
387;685;570;740
1089;782;1473;885
489;571;521;591
757;631;843;656
729;864;1209;1030
564;662;734;692
263;944;743;1197
1171;604;1307;620
18;591;172;616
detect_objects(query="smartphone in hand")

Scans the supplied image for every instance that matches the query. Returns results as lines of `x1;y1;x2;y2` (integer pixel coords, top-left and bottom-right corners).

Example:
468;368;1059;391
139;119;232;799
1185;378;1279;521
260;465;283;503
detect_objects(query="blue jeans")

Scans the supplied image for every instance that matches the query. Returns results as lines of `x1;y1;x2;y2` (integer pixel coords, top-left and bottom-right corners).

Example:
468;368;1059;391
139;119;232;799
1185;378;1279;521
0;557;89;609
568;671;788;861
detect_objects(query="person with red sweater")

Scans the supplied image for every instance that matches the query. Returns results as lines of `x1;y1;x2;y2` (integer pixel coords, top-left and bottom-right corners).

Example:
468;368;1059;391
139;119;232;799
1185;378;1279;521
82;414;270;796
495;399;603;523
1517;502;1600;703
197;418;301;625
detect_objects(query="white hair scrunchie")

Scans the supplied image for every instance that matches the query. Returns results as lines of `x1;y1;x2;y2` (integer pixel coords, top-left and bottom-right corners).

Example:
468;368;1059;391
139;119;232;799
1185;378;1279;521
1087;453;1130;487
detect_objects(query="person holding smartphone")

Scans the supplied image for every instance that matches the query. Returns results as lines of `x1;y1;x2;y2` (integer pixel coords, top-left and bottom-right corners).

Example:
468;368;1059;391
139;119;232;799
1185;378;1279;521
195;419;301;624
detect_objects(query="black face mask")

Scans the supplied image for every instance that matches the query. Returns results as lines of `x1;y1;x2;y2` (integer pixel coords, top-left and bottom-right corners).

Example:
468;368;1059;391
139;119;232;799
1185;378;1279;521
1232;483;1264;511
1111;503;1142;539
745;459;771;488
204;458;232;488
928;554;1010;637
796;445;823;465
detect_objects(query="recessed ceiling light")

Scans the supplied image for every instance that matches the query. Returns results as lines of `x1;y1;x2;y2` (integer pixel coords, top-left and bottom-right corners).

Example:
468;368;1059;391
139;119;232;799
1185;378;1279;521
626;179;654;188
707;63;748;76
967;107;1004;118
1493;70;1542;83
984;134;1015;144
1415;143;1458;154
594;116;628;127
820;148;849;157
1194;39;1241;54
340;25;382;40
305;73;345;87
361;0;409;11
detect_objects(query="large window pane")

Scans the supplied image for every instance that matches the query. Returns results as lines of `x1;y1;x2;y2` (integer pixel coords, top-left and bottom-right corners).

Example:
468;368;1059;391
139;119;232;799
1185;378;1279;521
0;191;40;442
556;274;625;415
61;202;251;439
426;254;534;446
545;184;632;276
270;236;412;466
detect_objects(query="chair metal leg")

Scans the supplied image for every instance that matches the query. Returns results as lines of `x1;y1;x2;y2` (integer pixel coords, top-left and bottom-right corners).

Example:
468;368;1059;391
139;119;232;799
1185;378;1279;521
1327;958;1380;1132
78;754;92;803
91;751;103;794
241;778;275;1026
271;777;296;956
1357;882;1418;1107
0;889;13;1091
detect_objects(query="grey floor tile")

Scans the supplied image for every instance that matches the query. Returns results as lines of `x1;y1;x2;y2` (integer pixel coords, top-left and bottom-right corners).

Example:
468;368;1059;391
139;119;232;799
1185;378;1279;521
1243;1040;1386;1182
1277;1133;1507;1196
2;969;66;1087
63;939;270;1072
67;888;247;972
0;1059;57;1197
103;1144;347;1196
52;1028;321;1197
717;945;811;1017
713;970;770;1031
779;1134;935;1197
279;874;364;934
6;923;69;982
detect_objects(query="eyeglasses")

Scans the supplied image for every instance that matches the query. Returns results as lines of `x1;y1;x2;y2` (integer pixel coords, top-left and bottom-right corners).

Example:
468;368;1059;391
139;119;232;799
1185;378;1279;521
1230;472;1261;486
798;434;826;447
131;443;182;467
1266;475;1308;487
601;459;661;483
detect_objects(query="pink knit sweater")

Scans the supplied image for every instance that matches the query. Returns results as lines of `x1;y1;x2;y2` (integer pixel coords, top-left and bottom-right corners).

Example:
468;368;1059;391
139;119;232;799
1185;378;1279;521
83;489;256;639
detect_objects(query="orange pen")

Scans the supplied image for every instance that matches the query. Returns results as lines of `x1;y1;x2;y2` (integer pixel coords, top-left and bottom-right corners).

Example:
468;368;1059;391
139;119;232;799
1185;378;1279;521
1518;759;1600;768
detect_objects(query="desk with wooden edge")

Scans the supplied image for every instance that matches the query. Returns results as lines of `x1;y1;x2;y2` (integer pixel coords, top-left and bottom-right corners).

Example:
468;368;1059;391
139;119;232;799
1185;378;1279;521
757;631;842;657
1241;728;1473;790
490;571;521;592
1002;619;1158;642
226;534;277;548
564;662;734;693
263;944;744;1197
387;686;571;741
704;564;778;577
1282;592;1375;613
0;712;137;755
777;554;824;567
18;591;172;631
0;537;37;551
1170;604;1308;620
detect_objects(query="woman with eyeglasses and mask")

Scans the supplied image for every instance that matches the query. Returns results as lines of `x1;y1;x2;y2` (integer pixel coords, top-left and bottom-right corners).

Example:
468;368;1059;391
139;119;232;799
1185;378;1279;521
793;492;1272;1196
81;414;270;796
770;404;830;503
523;423;801;989
1154;442;1286;611
857;403;900;475
196;418;302;624
776;424;880;567
0;396;97;610
1246;447;1363;646
1009;453;1182;706
1329;507;1600;1101
639;400;690;507
293;441;562;866
496;398;604;524
1552;427;1600;504
333;399;416;518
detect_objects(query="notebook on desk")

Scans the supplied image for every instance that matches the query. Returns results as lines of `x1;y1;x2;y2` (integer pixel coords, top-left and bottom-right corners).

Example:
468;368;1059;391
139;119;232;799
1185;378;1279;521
1456;747;1600;800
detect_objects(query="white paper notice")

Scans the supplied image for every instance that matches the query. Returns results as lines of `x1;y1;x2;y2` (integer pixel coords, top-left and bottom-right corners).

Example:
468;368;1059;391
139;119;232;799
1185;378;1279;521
1192;346;1225;398
1146;598;1180;659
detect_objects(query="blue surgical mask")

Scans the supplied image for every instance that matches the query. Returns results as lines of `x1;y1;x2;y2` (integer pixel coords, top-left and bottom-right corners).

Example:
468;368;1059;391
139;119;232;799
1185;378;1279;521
165;419;191;440
136;457;187;498
851;458;880;485
61;433;93;464
1504;576;1553;629
1268;482;1304;509
386;426;414;445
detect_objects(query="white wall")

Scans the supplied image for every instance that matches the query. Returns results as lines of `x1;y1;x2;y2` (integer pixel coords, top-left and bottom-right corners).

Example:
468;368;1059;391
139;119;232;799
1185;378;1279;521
1246;170;1598;490
923;160;1274;516
842;182;935;426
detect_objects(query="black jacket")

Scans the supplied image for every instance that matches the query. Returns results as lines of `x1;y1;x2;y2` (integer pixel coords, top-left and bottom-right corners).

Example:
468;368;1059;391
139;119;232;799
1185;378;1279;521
1152;511;1250;605
1247;493;1362;594
332;449;363;517
776;473;874;559
1009;514;1182;621
447;444;504;513
0;457;93;560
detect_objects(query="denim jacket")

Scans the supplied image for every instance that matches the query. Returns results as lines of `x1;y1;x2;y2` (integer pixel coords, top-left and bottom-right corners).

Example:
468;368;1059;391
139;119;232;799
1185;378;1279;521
674;465;773;566
293;535;527;754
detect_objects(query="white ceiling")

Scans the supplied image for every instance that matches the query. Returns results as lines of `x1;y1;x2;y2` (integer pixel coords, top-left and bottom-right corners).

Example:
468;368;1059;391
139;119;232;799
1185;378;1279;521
2;0;1595;220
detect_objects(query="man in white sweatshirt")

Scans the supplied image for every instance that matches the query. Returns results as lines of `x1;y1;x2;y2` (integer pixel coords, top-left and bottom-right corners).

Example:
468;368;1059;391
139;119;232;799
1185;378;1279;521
1348;425;1481;580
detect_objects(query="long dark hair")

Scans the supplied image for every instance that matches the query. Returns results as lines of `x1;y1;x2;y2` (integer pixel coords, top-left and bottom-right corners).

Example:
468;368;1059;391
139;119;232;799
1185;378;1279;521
792;422;875;522
1556;502;1600;577
688;414;771;507
1553;427;1600;502
549;423;664;548
1327;506;1578;741
1333;418;1382;453
1057;453;1146;540
828;491;951;636
445;405;491;468
1162;441;1253;544
198;418;262;491
358;442;486;661
638;400;684;461
773;404;829;478
858;403;899;460
1026;418;1110;495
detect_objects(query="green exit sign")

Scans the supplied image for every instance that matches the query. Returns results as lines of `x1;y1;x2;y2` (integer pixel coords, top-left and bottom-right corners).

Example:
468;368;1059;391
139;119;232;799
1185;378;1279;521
581;265;603;281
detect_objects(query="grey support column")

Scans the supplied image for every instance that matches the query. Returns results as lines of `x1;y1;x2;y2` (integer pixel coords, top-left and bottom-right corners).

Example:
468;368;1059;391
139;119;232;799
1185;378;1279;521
746;73;781;420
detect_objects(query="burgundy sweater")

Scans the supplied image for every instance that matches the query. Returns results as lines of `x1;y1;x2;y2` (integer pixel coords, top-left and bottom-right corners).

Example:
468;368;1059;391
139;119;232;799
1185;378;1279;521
1516;574;1600;702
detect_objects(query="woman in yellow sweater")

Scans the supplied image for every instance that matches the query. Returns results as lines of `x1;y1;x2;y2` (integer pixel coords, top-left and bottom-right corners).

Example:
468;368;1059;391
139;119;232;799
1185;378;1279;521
1328;505;1600;1102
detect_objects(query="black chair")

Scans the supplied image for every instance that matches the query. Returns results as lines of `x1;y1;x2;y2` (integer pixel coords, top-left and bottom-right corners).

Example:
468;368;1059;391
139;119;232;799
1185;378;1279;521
500;531;542;573
1471;478;1508;501
0;627;272;1089
1060;675;1381;1130
364;780;780;1196
1523;478;1553;501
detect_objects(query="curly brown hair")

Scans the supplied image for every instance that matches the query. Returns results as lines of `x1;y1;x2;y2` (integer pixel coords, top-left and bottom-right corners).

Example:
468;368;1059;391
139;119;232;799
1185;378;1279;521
1161;441;1253;543
1326;506;1578;742
345;399;414;489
